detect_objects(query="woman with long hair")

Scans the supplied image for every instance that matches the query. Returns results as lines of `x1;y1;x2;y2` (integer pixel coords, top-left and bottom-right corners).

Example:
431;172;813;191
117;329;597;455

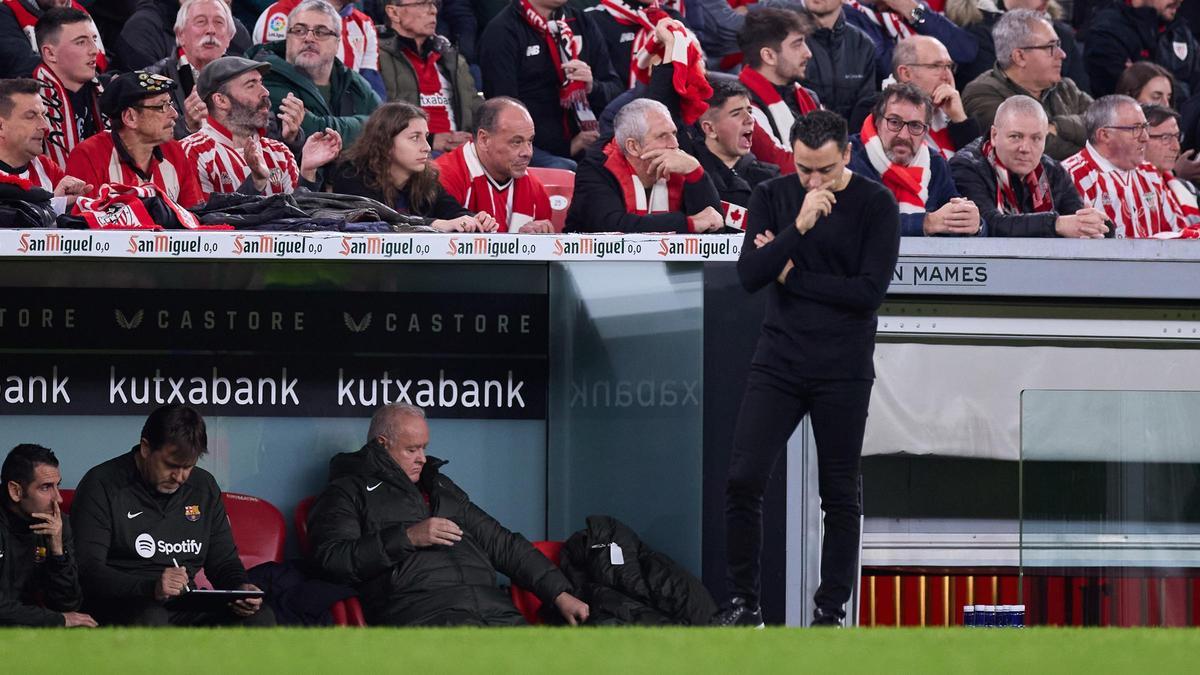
1115;62;1175;108
331;102;496;232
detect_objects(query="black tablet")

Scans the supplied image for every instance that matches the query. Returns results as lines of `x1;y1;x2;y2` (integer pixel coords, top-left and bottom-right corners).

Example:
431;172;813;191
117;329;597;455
165;589;266;612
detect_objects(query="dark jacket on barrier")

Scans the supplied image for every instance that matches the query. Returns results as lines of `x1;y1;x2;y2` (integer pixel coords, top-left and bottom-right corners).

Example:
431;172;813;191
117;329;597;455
71;448;248;614
307;442;573;626
0;507;83;626
558;515;717;626
948;136;1085;238
327;163;470;226
1084;2;1200;101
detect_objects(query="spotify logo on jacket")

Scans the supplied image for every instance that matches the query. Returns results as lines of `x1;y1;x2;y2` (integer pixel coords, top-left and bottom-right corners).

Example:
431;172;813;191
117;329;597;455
134;533;203;559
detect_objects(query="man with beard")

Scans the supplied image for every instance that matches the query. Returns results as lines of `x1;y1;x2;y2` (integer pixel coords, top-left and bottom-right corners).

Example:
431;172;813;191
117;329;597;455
0;0;106;79
949;95;1107;238
1;444;96;627
888;35;979;160
848;82;982;236
714;109;899;628
253;0;385;99
65;70;204;207
0;78;89;207
32;7;104;169
802;0;878;130
1062;95;1191;238
736;8;820;174
248;0;380;147
1085;0;1200;101
182;56;342;198
435;97;555;233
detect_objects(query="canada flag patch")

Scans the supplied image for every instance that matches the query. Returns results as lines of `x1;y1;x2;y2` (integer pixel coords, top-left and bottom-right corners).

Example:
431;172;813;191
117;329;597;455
722;201;747;231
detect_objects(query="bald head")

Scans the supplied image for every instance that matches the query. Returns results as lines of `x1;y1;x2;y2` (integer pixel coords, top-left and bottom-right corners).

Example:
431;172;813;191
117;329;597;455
893;36;954;96
368;404;429;483
368;403;426;443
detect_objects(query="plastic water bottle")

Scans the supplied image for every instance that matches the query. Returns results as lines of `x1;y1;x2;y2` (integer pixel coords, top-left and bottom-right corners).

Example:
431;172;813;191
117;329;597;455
963;605;975;627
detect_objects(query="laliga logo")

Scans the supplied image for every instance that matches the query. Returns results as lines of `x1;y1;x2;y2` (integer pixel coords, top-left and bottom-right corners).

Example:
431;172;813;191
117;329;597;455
134;533;156;559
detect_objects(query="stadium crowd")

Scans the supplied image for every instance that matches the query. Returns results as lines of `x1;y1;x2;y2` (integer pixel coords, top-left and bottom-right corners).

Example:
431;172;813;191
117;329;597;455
0;0;1199;237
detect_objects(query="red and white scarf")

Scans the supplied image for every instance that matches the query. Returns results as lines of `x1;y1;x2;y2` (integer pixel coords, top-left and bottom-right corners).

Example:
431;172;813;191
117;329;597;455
739;67;819;148
598;0;665;88
602;139;684;214
71;184;201;230
33;63;103;170
1062;144;1183;238
1162;171;1200;220
982;139;1052;214
459;142;540;232
519;0;598;132
402;46;454;134
845;0;915;40
861;114;930;213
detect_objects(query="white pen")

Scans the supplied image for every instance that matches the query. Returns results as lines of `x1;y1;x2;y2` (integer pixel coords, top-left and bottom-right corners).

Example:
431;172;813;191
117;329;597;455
172;557;190;593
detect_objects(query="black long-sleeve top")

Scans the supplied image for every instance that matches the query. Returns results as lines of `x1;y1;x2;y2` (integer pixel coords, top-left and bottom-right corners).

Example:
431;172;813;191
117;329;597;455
0;508;83;626
329;161;470;226
738;172;900;380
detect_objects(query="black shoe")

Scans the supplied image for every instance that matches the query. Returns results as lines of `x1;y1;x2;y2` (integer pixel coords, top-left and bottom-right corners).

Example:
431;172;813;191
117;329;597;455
713;597;765;628
811;607;844;627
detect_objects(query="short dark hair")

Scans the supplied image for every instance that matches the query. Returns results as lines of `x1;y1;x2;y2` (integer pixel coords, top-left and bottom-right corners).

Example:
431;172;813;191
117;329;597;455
35;6;92;49
476;96;527;135
2;444;59;490
0;78;42;118
790;109;848;152
1142;103;1181;128
872;82;933;126
141;404;208;461
738;8;809;69
704;78;751;113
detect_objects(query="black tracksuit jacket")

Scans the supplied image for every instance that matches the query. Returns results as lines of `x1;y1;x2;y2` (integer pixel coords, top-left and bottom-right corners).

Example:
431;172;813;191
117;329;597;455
70;448;247;610
0;507;82;626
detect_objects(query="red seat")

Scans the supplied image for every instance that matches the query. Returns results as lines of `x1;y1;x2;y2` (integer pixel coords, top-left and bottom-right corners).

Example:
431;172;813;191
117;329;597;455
192;492;286;590
527;167;575;232
510;540;564;625
59;488;74;514
295;495;366;626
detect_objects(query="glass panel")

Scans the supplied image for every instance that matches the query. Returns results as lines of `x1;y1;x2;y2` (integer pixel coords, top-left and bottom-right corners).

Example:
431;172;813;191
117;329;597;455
547;262;704;573
1020;390;1200;626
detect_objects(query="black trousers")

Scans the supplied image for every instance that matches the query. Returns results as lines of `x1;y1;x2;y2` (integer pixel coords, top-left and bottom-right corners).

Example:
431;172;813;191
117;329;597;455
93;599;277;627
725;363;873;616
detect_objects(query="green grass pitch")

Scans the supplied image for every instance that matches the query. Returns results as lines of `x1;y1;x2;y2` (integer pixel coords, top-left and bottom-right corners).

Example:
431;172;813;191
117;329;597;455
2;627;1197;673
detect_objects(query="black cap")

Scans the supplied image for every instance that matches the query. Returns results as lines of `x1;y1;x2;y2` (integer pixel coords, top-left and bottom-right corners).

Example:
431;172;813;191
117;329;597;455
196;56;271;101
100;71;177;118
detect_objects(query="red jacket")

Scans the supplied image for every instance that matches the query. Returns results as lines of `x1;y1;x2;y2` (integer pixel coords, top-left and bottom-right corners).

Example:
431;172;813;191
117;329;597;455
65;131;202;208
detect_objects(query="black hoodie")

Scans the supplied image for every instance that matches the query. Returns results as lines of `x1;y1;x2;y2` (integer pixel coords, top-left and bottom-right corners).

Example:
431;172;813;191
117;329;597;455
306;441;572;625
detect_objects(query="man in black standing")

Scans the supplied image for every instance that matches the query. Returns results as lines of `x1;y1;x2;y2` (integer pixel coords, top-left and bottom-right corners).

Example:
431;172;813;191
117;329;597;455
714;110;900;627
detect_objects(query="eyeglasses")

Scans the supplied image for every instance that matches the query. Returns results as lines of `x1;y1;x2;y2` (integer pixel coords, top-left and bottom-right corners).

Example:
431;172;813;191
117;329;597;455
906;62;957;74
287;24;339;40
1018;40;1063;53
882;116;928;137
1103;123;1151;137
392;0;441;9
1148;131;1184;144
134;101;175;113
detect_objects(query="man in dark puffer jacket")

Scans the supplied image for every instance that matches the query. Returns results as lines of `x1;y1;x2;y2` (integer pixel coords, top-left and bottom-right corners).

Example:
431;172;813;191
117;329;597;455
307;403;590;626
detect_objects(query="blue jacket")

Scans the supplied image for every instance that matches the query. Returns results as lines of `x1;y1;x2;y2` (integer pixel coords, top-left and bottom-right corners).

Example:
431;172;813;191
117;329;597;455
843;2;977;84
848;133;985;237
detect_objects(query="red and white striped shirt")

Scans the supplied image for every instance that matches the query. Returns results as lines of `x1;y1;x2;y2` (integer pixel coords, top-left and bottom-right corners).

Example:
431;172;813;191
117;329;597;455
0;154;64;193
65;131;203;208
181;119;299;199
252;0;379;72
1062;143;1187;239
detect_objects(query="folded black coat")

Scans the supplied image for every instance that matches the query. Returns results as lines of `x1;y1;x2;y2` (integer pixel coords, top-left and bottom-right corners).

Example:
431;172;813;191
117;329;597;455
557;515;717;626
0;181;56;228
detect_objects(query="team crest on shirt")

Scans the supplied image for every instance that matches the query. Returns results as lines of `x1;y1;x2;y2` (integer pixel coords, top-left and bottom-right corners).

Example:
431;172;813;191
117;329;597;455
33;545;46;563
1174;41;1188;61
185;504;201;521
268;16;286;34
